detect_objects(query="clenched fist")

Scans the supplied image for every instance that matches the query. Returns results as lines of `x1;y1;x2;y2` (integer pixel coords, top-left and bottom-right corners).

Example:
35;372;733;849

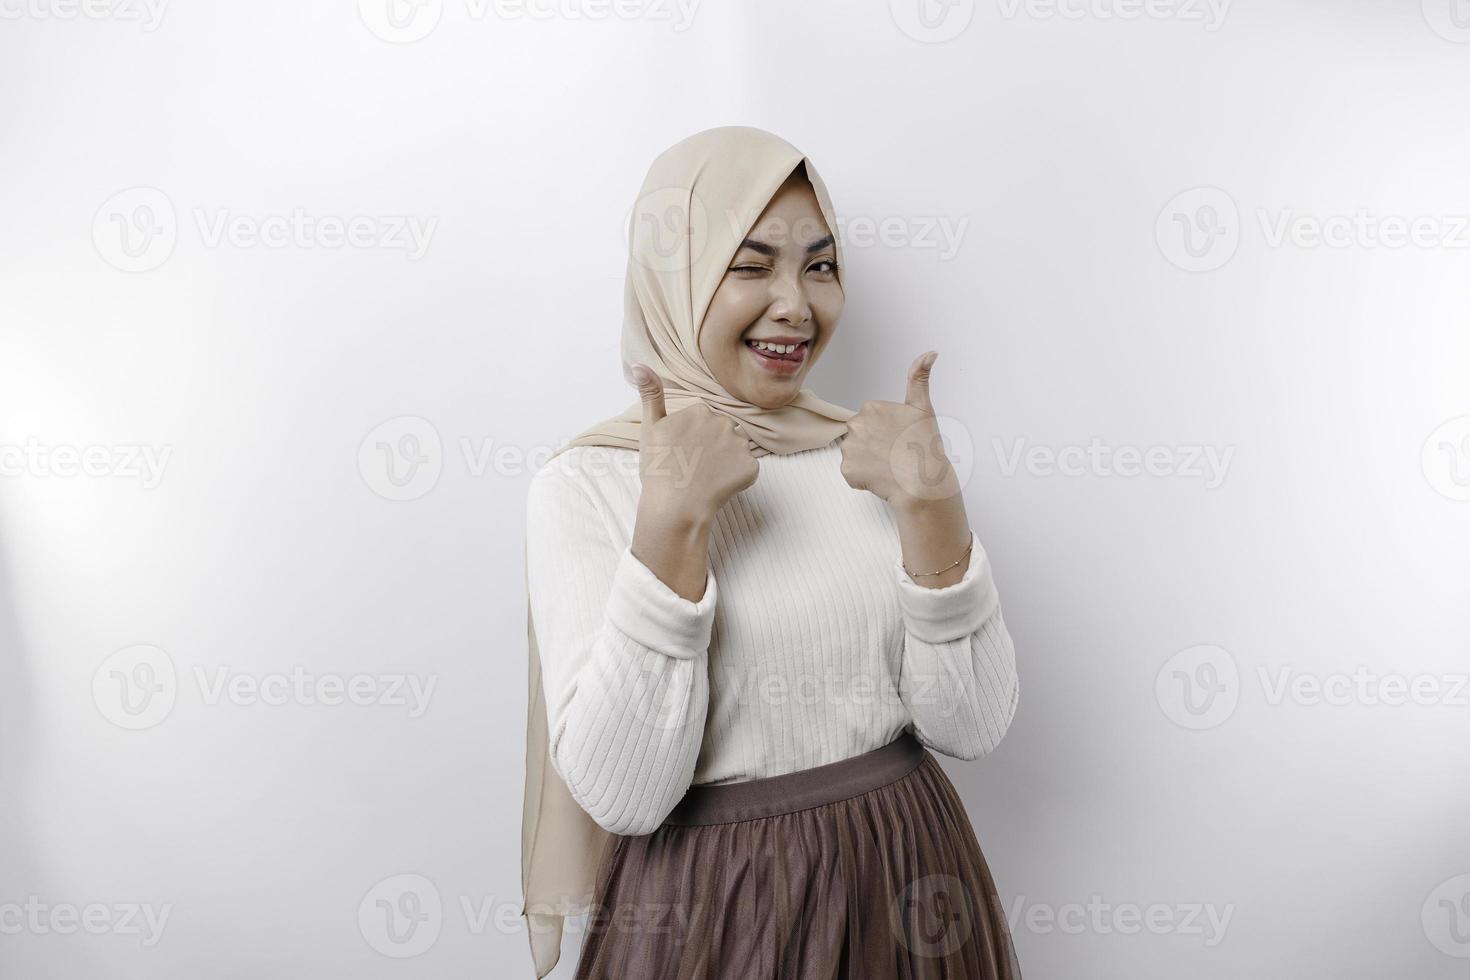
838;351;962;509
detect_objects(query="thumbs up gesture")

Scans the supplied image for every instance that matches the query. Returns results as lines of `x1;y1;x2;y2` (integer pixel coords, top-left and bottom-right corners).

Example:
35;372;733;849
630;363;759;524
838;351;962;510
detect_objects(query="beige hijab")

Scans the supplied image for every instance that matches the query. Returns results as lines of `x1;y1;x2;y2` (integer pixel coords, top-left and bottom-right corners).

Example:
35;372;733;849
519;125;855;977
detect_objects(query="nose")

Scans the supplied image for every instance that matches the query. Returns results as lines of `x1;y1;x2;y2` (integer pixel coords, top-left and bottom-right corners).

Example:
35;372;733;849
766;269;812;329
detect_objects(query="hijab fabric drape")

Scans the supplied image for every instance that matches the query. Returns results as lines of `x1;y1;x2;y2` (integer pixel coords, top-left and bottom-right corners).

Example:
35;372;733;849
520;125;855;977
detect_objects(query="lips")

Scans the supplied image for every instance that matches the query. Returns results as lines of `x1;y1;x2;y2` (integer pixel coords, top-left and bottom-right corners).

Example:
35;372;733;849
744;338;809;374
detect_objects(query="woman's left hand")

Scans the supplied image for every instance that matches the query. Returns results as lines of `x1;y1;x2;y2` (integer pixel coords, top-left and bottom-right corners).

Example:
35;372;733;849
838;351;962;510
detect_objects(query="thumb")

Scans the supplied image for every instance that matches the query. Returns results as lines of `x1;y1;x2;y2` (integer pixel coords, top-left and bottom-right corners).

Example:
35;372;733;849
630;363;667;425
905;350;937;413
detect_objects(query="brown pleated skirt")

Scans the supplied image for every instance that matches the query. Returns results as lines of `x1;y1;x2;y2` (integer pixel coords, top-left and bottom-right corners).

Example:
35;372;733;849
571;731;1023;979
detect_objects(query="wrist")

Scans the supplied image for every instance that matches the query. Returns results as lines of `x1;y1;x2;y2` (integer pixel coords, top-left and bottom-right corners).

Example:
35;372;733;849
636;492;715;537
888;490;965;525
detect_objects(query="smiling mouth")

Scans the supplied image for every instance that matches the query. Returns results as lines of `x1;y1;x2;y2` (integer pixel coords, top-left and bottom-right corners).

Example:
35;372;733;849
744;338;809;374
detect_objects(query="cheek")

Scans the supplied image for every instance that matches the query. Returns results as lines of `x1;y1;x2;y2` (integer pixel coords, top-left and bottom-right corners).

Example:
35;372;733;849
821;291;844;322
813;285;844;333
703;290;758;354
699;303;747;371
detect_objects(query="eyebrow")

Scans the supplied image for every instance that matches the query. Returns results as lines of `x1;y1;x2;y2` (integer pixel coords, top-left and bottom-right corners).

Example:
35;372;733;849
737;234;835;257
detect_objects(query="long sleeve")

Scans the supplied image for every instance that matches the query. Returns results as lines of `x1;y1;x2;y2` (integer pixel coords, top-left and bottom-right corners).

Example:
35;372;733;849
892;530;1019;761
525;463;715;836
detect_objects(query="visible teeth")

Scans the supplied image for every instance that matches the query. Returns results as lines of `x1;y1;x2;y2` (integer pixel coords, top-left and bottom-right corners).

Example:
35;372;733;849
750;340;800;354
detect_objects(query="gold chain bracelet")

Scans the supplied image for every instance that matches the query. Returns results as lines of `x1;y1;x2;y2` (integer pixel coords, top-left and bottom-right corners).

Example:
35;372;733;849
903;530;974;579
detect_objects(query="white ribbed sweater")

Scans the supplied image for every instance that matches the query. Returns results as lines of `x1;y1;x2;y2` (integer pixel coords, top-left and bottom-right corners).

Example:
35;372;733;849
524;438;1019;836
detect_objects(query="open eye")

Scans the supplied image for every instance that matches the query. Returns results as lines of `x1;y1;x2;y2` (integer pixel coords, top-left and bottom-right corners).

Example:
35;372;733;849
808;260;839;276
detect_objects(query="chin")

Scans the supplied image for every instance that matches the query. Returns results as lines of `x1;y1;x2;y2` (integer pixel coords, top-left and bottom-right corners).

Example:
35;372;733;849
746;382;802;410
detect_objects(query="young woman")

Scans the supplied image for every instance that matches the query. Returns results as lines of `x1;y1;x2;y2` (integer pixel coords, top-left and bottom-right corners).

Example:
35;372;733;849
519;125;1022;979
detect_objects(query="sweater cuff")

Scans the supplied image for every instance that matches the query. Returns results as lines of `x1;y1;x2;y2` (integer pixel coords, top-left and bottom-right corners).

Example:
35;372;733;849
894;531;999;644
605;545;718;660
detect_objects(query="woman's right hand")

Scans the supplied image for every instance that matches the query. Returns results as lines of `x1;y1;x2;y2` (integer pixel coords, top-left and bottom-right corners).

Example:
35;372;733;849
630;363;759;525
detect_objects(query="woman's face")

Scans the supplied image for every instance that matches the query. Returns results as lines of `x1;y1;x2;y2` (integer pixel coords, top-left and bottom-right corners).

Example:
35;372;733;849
698;170;843;409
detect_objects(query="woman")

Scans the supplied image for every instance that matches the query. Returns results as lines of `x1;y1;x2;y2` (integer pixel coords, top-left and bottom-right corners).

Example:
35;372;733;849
520;125;1021;979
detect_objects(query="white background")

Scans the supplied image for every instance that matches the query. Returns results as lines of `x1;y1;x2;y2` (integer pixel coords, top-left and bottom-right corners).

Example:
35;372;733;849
2;0;1469;976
